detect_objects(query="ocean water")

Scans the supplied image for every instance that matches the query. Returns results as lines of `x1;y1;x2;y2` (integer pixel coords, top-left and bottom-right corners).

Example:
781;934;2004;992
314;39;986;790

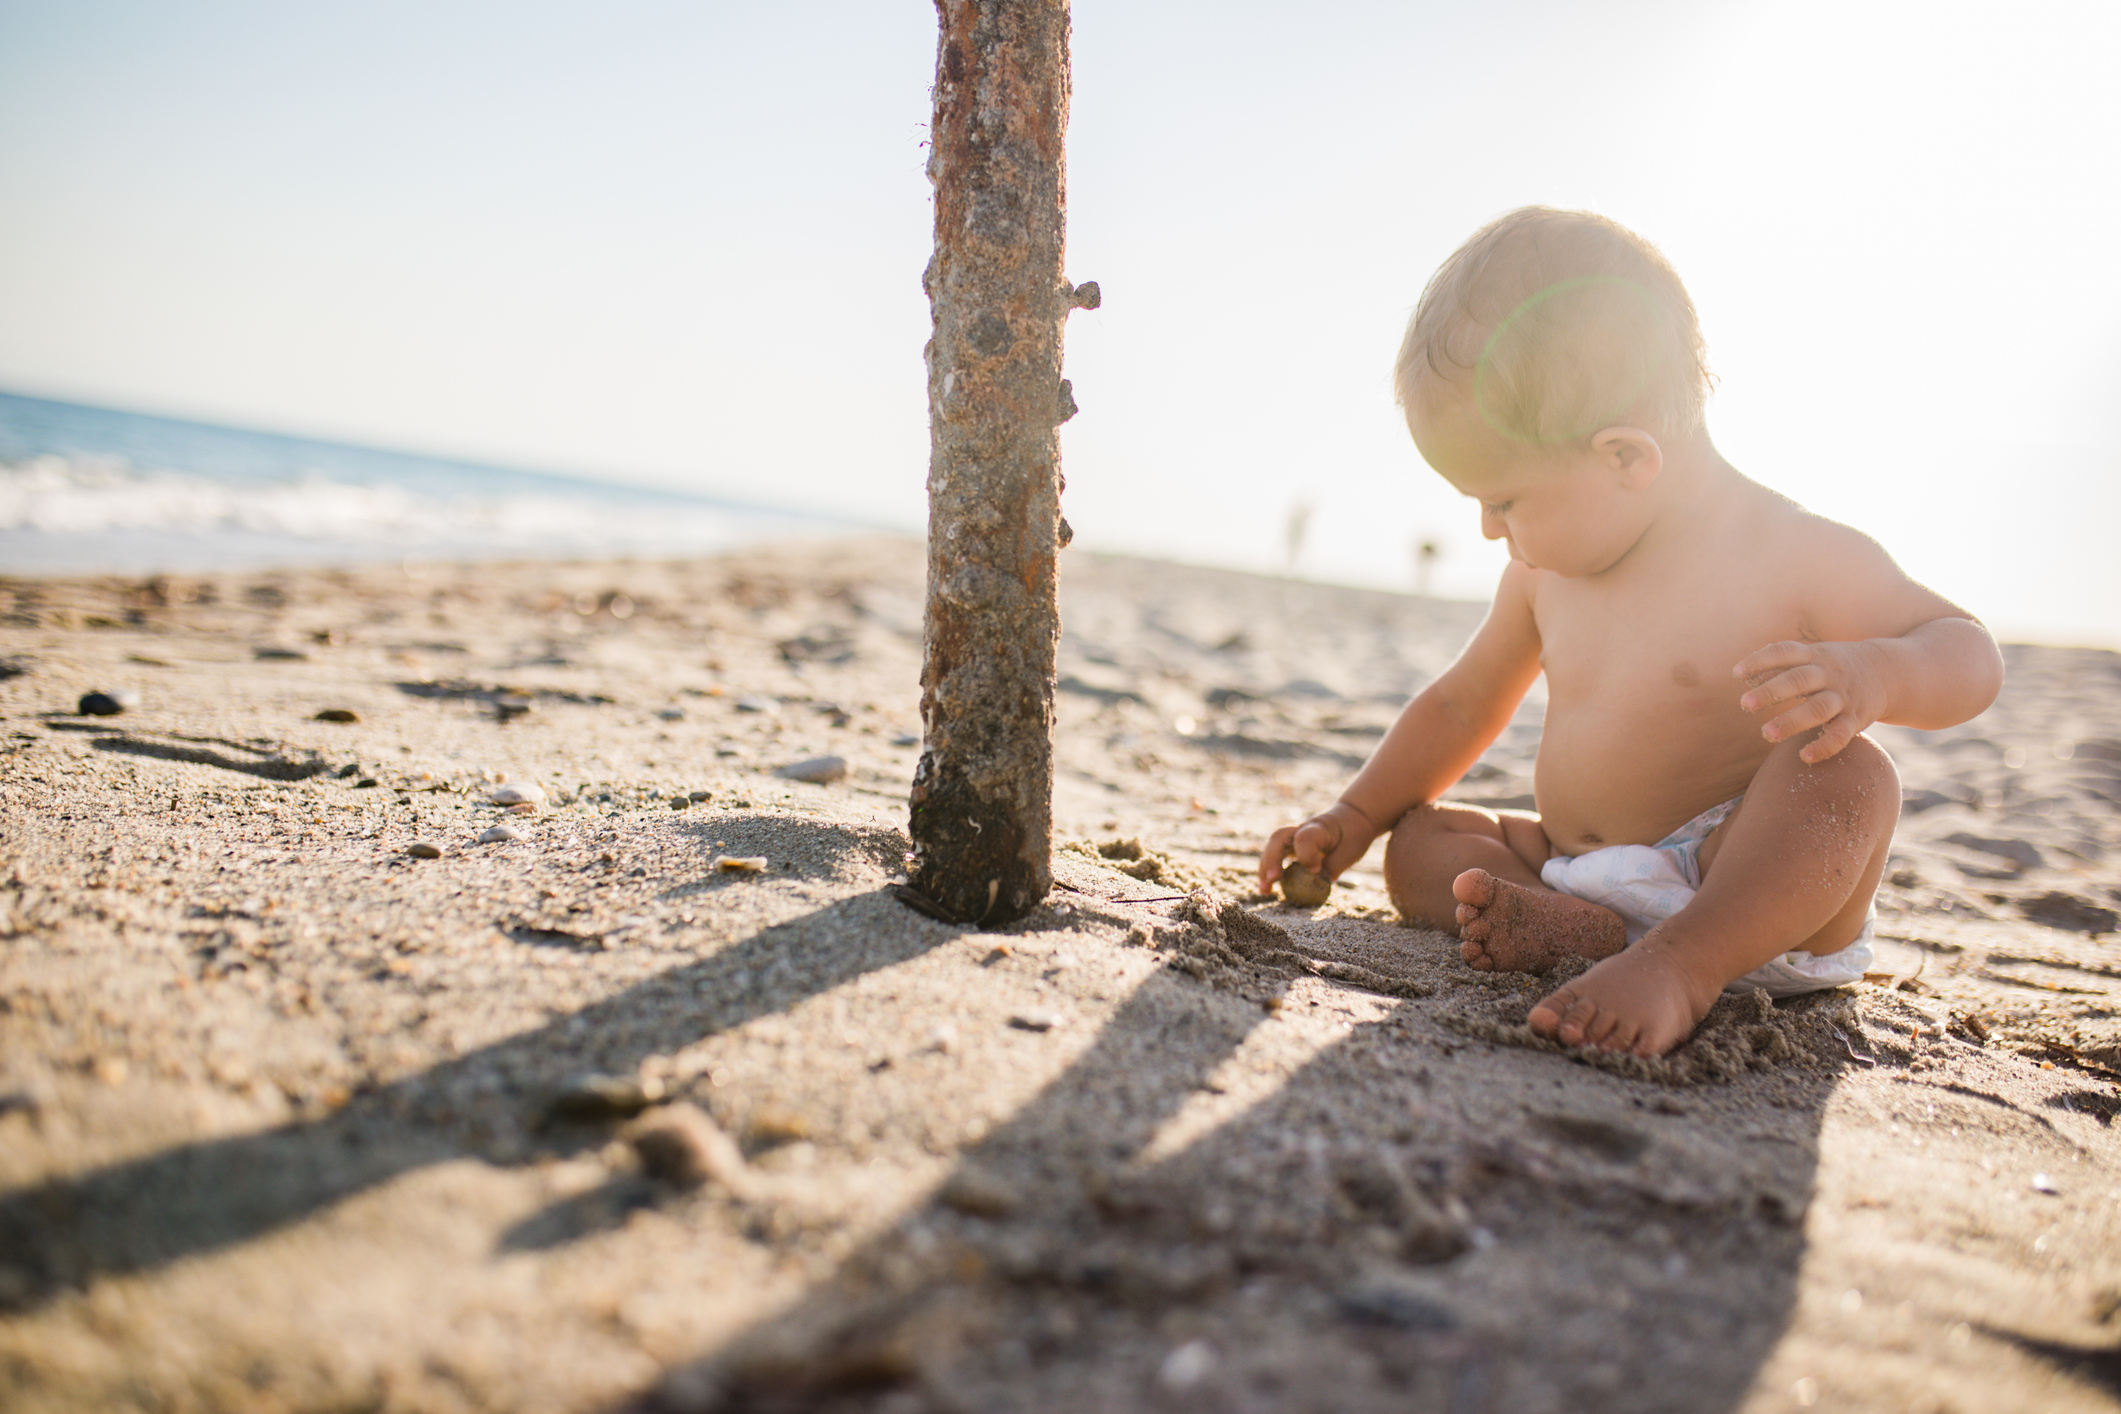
0;391;861;575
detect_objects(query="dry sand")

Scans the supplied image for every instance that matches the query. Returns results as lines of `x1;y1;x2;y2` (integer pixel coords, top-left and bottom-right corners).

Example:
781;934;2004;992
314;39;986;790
0;536;2116;1413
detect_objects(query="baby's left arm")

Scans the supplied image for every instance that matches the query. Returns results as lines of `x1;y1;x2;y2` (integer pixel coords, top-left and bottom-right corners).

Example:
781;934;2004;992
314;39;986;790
1731;523;2005;764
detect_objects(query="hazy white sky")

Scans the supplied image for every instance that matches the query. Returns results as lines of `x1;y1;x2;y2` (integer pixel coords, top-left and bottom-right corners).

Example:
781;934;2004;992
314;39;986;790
2;1;2117;644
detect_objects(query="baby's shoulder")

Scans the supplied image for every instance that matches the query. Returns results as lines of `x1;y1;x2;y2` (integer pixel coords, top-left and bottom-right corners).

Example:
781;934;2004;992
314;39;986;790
1725;482;1890;573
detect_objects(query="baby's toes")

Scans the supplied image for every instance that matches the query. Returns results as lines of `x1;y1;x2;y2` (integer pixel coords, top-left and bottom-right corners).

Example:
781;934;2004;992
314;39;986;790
1589;1010;1636;1052
1526;986;1572;1037
1547;990;1604;1046
1459;936;1494;970
1450;868;1497;909
1455;900;1484;929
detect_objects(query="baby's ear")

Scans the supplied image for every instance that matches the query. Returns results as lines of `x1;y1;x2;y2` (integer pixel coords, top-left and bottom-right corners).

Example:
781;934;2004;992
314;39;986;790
1591;426;1662;489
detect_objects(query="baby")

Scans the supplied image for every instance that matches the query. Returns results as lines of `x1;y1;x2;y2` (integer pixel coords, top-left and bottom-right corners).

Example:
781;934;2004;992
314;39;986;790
1258;207;2004;1058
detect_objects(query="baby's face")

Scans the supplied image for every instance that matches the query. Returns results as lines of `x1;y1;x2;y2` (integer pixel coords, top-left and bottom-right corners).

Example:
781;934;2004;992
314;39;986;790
1407;379;1651;578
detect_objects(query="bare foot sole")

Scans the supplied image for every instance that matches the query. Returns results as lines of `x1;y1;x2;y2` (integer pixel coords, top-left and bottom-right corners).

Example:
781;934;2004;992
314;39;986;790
1527;945;1719;1056
1451;869;1626;974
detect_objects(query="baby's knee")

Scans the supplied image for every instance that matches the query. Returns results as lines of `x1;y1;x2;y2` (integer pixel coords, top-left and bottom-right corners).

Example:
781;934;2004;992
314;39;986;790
1768;730;1899;826
1818;730;1898;795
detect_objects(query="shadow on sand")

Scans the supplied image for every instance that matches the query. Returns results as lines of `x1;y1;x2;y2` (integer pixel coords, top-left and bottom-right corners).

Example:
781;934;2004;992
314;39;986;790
0;814;1849;1413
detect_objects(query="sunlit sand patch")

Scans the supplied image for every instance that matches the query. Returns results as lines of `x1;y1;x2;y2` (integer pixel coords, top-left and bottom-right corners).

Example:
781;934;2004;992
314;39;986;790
1134;977;1391;1167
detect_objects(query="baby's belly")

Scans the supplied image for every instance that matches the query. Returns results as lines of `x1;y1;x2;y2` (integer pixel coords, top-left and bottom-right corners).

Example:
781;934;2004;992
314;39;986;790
1533;714;1770;855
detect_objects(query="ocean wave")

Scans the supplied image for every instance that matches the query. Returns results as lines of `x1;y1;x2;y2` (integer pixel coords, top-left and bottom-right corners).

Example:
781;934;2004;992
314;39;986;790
0;453;796;554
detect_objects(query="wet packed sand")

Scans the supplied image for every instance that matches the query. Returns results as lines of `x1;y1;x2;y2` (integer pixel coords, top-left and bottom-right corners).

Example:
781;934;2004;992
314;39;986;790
1;536;2117;1413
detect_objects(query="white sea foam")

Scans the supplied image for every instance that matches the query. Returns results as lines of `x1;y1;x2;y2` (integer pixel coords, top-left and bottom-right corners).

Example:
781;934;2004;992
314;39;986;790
0;452;840;571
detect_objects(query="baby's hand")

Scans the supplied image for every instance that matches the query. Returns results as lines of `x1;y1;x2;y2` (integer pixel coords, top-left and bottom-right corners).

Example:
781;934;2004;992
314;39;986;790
1258;802;1377;896
1733;640;1887;764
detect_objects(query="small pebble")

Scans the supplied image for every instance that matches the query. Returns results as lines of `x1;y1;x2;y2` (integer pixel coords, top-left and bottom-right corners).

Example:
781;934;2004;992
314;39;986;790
686;790;713;802
478;823;525;844
76;690;139;716
504;801;538;815
938;1164;1017;1217
627;1103;752;1192
490;782;545;806
405;841;444;859
1008;1008;1062;1033
254;647;308;661
2032;1172;2059;1195
545;1072;663;1122
1157;1341;1217;1394
734;695;776;714
1279;861;1333;907
714;856;770;873
777;754;849;784
657;708;686;722
314;708;360;723
892;732;921;748
747;1108;810;1144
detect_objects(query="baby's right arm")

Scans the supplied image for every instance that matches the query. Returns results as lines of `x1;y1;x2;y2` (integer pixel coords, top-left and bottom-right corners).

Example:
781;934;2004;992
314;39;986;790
1257;562;1545;894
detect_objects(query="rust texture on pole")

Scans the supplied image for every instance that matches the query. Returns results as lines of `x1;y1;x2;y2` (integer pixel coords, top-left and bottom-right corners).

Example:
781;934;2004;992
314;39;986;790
909;0;1080;925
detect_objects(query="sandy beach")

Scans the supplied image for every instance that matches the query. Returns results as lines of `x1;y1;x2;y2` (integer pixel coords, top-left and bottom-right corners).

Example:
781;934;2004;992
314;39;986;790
1;536;2117;1413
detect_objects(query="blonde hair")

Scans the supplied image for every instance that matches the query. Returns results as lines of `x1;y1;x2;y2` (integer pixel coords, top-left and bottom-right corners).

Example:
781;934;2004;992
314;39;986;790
1396;208;1712;446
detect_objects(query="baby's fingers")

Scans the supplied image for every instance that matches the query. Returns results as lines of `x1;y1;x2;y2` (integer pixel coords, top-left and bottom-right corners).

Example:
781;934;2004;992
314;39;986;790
1258;826;1298;890
1733;640;1816;686
1760;690;1843;744
1739;663;1830;714
1799;713;1861;764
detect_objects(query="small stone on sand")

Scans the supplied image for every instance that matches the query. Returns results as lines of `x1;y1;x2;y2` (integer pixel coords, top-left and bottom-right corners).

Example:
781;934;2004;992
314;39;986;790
1008;1008;1062;1033
314;708;360;723
627;1102;749;1191
714;856;770;873
939;1164;1017;1217
76;690;138;716
490;782;545;806
405;841;443;859
478;823;525;844
734;695;776;714
546;1072;662;1122
1279;860;1333;907
776;755;849;784
1157;1341;1217;1394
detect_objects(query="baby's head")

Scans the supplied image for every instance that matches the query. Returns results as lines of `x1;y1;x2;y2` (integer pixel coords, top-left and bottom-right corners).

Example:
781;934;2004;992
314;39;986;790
1396;208;1711;454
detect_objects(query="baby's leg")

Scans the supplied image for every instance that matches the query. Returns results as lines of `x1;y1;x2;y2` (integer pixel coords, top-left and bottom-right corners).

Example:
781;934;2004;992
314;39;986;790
1384;803;1625;972
1529;733;1898;1056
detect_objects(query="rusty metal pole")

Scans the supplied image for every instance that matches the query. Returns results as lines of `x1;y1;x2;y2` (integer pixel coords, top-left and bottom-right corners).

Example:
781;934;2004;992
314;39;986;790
909;0;1091;925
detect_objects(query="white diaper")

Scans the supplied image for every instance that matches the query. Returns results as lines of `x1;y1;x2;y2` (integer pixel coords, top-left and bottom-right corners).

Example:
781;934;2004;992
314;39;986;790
1538;796;1873;999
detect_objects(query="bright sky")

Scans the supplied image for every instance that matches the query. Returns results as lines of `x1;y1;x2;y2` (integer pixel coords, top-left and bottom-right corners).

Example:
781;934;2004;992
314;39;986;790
3;1;2117;645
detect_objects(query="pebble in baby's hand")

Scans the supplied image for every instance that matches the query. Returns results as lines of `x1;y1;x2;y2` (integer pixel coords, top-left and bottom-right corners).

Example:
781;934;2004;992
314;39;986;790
1278;860;1333;907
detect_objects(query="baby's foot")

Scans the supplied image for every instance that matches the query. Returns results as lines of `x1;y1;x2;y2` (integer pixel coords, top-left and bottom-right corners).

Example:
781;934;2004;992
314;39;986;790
1526;944;1721;1057
1452;869;1626;974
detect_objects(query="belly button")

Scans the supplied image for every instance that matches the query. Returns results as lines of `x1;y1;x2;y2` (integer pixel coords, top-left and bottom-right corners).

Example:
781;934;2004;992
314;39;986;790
1670;661;1700;687
1582;833;1604;847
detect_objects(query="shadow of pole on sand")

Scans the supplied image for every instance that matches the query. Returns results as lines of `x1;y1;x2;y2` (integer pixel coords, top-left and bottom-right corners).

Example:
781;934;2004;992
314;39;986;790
0;883;959;1312
625;951;1840;1414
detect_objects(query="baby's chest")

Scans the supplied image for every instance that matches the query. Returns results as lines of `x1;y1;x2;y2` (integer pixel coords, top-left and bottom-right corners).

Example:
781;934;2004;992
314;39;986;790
1536;585;1800;712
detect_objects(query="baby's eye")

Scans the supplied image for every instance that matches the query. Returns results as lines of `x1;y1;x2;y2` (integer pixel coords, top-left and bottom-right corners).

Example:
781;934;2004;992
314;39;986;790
1483;500;1513;516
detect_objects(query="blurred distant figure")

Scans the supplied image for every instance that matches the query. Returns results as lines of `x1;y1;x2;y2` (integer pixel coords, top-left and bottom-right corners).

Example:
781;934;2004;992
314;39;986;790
1284;500;1313;578
1413;537;1440;596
